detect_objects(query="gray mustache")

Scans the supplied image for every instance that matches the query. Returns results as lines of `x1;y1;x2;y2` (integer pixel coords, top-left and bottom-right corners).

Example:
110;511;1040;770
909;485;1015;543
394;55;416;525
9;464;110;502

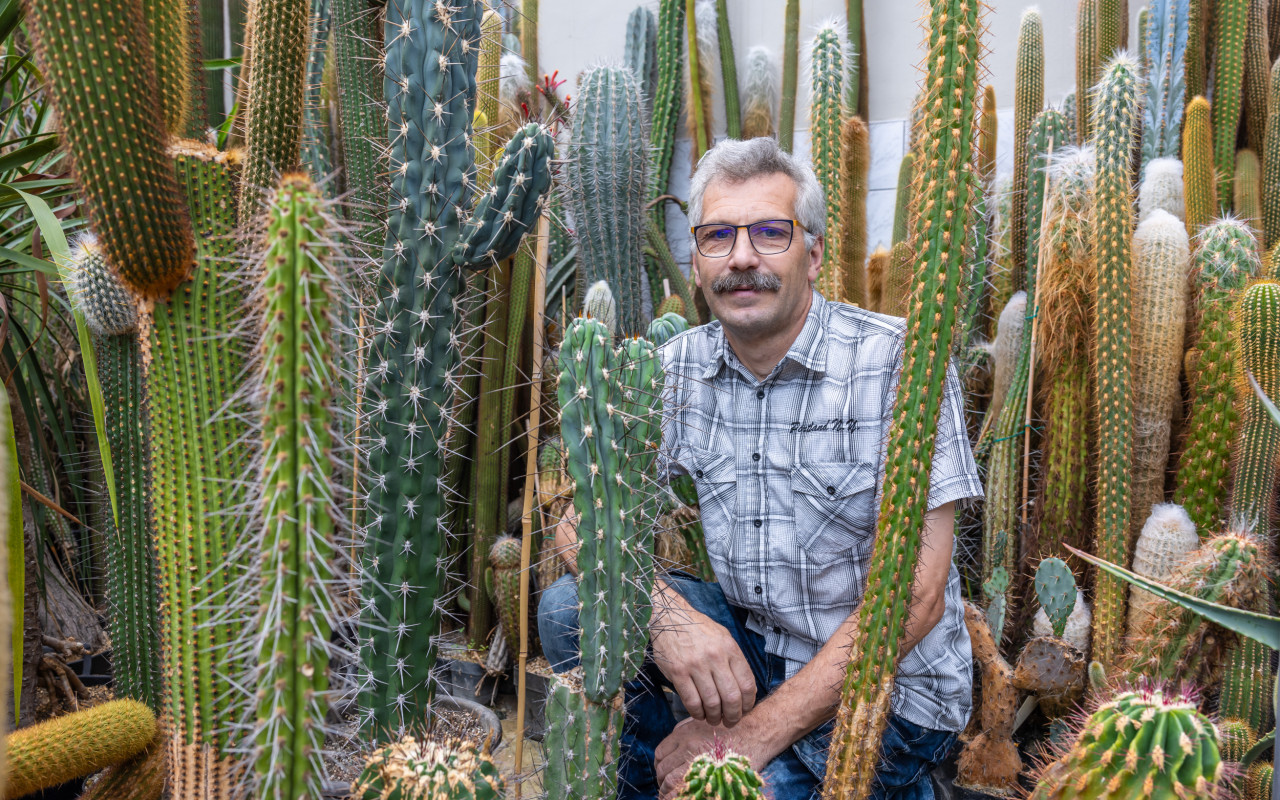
710;270;783;294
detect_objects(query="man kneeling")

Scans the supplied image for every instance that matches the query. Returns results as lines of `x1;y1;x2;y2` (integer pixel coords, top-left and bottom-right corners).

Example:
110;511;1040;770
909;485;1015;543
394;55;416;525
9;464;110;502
537;137;982;800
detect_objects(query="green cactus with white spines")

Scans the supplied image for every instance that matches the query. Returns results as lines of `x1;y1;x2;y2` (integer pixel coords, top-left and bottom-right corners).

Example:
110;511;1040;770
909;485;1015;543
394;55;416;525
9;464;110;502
779;0;799;152
1089;53;1143;673
1011;8;1044;295
625;5;658;108
1214;0;1250;208
25;0;194;300
567;66;649;336
1265;59;1280;248
1174;220;1260;531
1183;96;1217;235
810;22;844;302
649;0;686;228
1028;686;1224;800
66;235;161;712
1142;0;1190;166
1122;531;1271;683
355;737;505;800
239;0;311;223
250;174;344;800
822;0;981;795
454;122;555;268
543;670;624;799
741;45;779;139
1129;209;1191;544
677;747;767;800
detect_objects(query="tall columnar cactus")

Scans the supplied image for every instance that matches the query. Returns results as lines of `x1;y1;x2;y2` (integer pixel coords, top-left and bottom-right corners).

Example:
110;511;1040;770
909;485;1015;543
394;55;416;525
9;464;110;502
1097;0;1123;62
1188;0;1208;102
488;536;523;658
1230;278;1280;527
25;0;194;300
625;5;658;108
1089;53;1142;673
811;22;844;302
251;174;343;800
144;0;199;136
979;84;997;185
144;141;253;793
1142;0;1190;166
685;0;715;163
715;0;741;139
1237;149;1265;242
354;737;505;799
1139;156;1186;221
677;746;767;800
841;116;870;308
1122;531;1270;683
359;0;482;741
65;236;161;712
5;700;157;799
891;153;915;247
741;46;779;139
1213;0;1249;208
1265;60;1280;248
543;672;624;799
779;0;799;153
331;0;387;250
1011;8;1044;295
1126;503;1199;642
239;0;311;223
1023;110;1072;283
1221;634;1275;734
566;66;649;336
1244;0;1271;154
880;240;913;319
1174;219;1260;531
1028;687;1223;800
985;291;1027;438
1128;210;1190;541
821;0;980;795
1077;0;1100;142
1182;96;1217;235
301;0;334;182
475;8;503;180
648;0;686;227
867;246;888;312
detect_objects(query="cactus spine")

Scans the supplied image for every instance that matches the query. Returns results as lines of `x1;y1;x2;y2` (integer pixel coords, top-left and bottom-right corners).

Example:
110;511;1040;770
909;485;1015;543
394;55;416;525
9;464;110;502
1183;96;1217;235
625;5;658;107
841;115;870;307
355;738;505;799
1141;0;1190;165
821;0;980;794
567;66;649;335
811;22;845;302
251;174;342;799
1213;0;1250;207
359;0;482;740
6;700;157;799
649;0;686;229
1028;687;1224;800
741;46;779;139
779;0;799;152
25;0;194;299
65;236;162;712
1174;220;1260;530
240;0;311;222
1237;148;1265;243
1089;54;1142;673
1128;210;1190;541
1266;59;1280;248
715;0;741;139
1011;9;1044;295
677;747;767;800
1077;0;1100;142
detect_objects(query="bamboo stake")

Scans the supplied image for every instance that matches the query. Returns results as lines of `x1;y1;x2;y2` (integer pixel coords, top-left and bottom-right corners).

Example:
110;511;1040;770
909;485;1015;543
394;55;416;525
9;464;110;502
514;213;550;795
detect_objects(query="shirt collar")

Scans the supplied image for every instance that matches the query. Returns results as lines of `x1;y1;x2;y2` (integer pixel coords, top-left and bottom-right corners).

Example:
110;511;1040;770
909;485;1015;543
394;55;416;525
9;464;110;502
701;289;829;380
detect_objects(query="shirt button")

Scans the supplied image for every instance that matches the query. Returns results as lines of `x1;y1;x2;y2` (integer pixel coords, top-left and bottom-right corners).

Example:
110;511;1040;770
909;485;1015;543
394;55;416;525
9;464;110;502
826;485;836;495
752;452;761;461
756;389;765;399
695;469;704;478
753;518;762;527
773;626;782;634
754;585;763;594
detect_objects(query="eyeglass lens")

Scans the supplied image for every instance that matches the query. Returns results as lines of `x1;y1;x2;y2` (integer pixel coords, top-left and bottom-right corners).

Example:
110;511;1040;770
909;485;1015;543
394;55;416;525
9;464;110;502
696;220;794;257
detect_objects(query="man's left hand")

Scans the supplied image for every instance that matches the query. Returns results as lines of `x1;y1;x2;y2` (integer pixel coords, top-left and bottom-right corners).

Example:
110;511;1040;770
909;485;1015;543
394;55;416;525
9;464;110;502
654;717;774;799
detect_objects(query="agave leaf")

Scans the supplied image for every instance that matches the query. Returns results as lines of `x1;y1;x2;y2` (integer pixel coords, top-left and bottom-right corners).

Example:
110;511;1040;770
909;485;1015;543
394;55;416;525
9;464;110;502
1248;370;1280;429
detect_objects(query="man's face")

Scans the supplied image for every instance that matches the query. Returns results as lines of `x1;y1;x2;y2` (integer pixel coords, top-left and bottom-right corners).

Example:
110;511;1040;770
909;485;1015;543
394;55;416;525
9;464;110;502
692;172;822;341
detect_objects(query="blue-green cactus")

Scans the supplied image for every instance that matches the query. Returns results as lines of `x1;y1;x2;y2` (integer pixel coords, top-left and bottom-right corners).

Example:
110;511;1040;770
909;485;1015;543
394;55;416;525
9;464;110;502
646;312;689;346
1034;558;1078;639
543;671;624;799
1142;0;1190;166
625;5;658;110
453;122;555;268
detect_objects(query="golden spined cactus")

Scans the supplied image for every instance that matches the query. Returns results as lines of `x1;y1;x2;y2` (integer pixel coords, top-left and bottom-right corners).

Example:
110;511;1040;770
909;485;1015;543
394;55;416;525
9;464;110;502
1125;503;1199;642
1236;148;1265;245
1077;0;1100;142
1183;95;1218;236
25;0;195;299
810;21;845;301
840;115;870;307
6;700;157;798
1012;7;1044;295
979;84;998;186
880;240;913;318
1214;0;1250;208
1243;0;1270;153
867;245;888;313
1139;157;1185;222
1128;209;1191;543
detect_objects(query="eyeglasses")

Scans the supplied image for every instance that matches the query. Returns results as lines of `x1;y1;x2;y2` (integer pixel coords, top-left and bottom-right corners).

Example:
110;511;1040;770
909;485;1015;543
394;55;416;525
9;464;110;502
690;219;803;258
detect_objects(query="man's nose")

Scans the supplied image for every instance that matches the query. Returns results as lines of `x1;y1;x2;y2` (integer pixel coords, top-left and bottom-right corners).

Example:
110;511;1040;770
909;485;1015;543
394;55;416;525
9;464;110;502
725;228;760;270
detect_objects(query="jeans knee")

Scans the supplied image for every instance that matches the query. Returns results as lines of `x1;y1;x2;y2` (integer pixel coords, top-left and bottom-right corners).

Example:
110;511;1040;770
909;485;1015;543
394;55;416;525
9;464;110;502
537;573;581;672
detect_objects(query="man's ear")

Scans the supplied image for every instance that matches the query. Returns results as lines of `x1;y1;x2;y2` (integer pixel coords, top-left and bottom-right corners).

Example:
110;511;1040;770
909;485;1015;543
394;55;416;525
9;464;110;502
692;259;703;288
807;235;823;283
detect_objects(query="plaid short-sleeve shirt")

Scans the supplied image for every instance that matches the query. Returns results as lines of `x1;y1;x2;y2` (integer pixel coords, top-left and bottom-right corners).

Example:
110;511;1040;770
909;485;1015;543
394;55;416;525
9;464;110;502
660;290;984;732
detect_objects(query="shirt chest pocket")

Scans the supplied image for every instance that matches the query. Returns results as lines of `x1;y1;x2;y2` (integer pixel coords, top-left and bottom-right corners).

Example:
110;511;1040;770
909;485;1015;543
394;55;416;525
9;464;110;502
791;461;877;555
683;446;738;547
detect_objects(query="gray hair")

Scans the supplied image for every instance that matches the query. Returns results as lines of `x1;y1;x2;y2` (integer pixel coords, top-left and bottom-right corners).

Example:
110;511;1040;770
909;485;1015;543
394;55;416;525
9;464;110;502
687;137;826;250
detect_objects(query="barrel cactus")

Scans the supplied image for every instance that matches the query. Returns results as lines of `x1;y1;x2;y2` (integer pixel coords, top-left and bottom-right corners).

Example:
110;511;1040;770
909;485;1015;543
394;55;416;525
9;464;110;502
676;745;767;800
354;737;505;800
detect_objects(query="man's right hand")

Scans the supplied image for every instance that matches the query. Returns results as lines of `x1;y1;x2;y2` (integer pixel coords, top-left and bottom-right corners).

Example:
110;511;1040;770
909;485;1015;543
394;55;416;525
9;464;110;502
650;590;757;727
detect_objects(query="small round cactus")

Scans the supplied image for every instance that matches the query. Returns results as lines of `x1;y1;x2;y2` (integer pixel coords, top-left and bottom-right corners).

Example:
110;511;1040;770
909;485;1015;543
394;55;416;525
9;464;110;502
354;737;505;800
66;233;138;337
646;311;690;346
676;744;767;800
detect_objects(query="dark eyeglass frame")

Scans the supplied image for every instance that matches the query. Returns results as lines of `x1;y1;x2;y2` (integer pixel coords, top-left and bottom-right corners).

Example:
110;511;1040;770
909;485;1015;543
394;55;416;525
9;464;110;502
689;219;804;258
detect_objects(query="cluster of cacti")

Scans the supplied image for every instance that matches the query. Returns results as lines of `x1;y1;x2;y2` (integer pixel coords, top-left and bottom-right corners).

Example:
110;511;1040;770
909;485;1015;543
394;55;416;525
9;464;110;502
354;737;505;799
676;745;767;800
1028;686;1224;799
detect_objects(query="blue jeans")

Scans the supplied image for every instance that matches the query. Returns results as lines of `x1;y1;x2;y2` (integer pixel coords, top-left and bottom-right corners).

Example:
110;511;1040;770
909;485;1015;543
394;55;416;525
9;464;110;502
538;572;958;800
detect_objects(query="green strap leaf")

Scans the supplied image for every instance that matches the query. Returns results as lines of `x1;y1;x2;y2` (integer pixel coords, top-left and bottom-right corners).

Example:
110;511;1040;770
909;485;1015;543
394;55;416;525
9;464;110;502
2;184;117;528
0;379;20;724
